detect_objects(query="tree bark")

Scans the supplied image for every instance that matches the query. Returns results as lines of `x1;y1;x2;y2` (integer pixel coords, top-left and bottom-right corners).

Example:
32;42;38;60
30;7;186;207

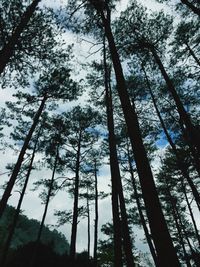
99;7;180;266
0;0;41;74
0;95;47;219
0;128;40;267
103;39;123;267
181;0;200;16
70;131;82;262
93;160;98;266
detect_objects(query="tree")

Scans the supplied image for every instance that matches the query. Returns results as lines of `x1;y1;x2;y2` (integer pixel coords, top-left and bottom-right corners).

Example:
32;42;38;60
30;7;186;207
63;0;180;264
0;0;41;74
88;1;180;265
0;63;80;219
60;106;100;262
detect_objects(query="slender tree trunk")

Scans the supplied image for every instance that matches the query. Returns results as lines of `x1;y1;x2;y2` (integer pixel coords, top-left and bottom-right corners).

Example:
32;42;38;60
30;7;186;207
103;39;123;267
126;142;159;267
0;95;47;219
70;131;82;262
36;147;59;243
165;182;192;267
181;0;200;16
29;145;59;267
93;160;98;266
98;7;180;266
87;187;90;260
104;39;135;267
181;180;200;247
175;206;199;266
166;182;199;266
150;47;200;175
142;66;200;212
0;128;40;267
185;42;200;67
0;0;41;74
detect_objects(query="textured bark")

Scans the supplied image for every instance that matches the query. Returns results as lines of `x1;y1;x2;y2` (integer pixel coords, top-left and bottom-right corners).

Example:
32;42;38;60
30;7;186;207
0;0;41;74
93;160;98;266
70;131;82;262
181;0;200;16
0;95;47;219
0;129;40;267
99;6;180;266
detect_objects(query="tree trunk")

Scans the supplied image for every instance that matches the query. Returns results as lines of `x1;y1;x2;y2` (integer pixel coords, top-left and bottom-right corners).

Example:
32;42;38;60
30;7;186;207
126;142;159;267
150;47;200;175
103;38;123;267
99;8;180;266
93;160;98;266
0;95;47;219
0;128;40;267
185;42;200;67
181;0;200;16
104;38;134;267
142;66;200;212
165;182;192;267
29;144;59;267
0;0;41;74
87;187;90;260
36;147;59;243
70;131;82;262
181;180;200;247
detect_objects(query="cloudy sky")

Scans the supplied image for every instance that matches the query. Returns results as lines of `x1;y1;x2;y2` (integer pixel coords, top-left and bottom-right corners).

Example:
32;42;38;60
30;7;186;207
0;0;173;259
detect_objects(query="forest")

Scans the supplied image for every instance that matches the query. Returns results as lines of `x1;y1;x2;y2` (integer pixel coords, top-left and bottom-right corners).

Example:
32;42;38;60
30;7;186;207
0;0;199;266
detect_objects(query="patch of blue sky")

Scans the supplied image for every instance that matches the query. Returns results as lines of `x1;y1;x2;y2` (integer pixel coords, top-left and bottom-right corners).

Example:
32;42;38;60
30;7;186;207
155;131;168;149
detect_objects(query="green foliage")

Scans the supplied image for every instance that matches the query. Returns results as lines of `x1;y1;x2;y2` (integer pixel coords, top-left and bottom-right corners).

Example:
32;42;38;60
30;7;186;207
0;205;70;255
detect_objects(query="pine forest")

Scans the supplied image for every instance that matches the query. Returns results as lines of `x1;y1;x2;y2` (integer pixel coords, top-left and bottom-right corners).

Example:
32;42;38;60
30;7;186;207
0;0;199;266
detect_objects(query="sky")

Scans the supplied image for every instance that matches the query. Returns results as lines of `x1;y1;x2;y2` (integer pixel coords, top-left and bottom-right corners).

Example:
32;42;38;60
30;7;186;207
0;0;178;263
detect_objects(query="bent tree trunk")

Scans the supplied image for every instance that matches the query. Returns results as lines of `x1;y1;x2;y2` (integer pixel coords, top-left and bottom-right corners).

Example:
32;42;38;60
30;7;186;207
0;129;40;267
99;6;180;266
0;95;47;219
70;131;82;262
0;0;41;74
104;42;134;267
